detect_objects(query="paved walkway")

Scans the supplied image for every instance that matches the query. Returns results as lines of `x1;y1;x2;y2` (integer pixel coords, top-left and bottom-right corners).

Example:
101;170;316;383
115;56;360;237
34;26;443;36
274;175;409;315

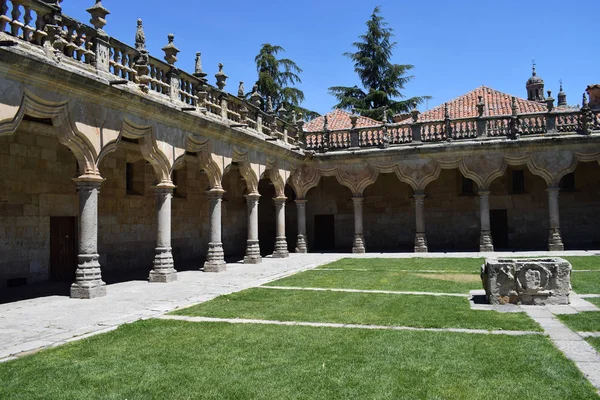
0;250;598;364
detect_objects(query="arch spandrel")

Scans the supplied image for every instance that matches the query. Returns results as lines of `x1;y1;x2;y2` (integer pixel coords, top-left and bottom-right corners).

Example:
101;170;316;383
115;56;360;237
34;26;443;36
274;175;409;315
527;150;578;187
0;79;22;123
288;165;321;199
333;164;379;196
459;155;507;190
395;159;441;192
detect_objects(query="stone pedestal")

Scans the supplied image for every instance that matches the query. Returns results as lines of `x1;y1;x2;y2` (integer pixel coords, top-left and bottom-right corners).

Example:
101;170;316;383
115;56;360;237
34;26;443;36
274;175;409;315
352;196;365;253
479;191;494;252
273;197;289;258
71;177;106;299
548;187;564;251
149;186;177;283
481;258;571;305
414;191;428;253
295;199;308;253
244;193;262;264
204;189;226;272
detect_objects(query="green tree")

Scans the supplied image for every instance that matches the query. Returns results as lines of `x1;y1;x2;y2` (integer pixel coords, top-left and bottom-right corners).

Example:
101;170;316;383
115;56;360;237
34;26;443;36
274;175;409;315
252;44;319;120
328;7;430;122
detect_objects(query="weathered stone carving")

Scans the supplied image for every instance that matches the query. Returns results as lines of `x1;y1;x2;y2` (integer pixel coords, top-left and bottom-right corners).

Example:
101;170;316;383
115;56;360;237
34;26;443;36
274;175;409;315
481;258;571;305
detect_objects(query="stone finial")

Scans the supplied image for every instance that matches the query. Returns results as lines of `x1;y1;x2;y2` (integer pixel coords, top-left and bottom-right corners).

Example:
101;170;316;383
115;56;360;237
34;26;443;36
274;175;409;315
215;63;228;91
381;106;388;123
291;111;297;125
350;106;359;129
546;90;555;112
87;0;110;32
444;103;449;120
476;95;485;117
323;115;329;131
410;102;420;123
582;92;589;108
250;84;262;107
266;96;274;114
277;103;287;118
238;81;245;98
162;34;179;66
511;96;518;116
135;19;146;51
193;53;207;79
297;112;305;130
558;80;567;107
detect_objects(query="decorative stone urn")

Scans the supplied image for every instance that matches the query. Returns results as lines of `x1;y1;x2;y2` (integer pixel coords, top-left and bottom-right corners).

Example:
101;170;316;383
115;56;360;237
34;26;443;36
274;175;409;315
481;258;571;305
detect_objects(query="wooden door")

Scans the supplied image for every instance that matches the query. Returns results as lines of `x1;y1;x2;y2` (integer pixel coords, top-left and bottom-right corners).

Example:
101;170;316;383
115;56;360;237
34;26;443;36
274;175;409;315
314;214;335;251
490;210;509;250
50;217;78;282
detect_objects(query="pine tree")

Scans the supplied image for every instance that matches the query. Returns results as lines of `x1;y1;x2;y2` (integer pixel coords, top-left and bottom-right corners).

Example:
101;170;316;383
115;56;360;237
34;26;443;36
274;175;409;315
328;7;429;122
252;44;319;120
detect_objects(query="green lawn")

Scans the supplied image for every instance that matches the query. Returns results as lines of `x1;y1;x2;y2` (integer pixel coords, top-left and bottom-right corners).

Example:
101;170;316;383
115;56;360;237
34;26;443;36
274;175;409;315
586;297;600;307
317;257;484;272
173;287;541;331
558;311;600;332
0;319;596;400
565;256;600;270
586;337;600;354
571;271;600;294
264;269;481;293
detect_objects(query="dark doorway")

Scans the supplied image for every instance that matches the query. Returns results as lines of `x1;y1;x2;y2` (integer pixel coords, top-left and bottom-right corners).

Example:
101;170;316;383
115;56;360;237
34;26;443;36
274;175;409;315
490;210;509;250
314;214;335;251
50;217;78;282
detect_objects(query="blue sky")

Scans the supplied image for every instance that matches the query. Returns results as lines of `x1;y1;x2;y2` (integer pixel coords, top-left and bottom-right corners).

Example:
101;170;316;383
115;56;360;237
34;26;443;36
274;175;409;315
63;0;599;115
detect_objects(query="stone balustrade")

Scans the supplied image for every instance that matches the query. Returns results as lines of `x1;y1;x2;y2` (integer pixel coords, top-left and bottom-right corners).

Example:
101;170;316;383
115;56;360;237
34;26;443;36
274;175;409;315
0;0;300;147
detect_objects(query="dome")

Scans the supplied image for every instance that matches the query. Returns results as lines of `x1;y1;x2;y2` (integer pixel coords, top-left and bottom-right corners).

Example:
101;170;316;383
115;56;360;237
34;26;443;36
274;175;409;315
527;74;544;85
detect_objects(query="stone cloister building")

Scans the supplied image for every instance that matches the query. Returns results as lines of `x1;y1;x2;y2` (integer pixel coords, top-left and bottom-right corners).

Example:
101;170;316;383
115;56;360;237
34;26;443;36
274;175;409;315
1;1;599;298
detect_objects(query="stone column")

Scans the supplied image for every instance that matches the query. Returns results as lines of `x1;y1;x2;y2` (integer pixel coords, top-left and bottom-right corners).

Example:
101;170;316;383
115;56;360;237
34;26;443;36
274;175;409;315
295;199;308;253
71;177;106;299
548;186;564;251
204;188;226;272
479;190;494;252
149;185;177;282
352;195;366;253
414;190;428;253
273;196;289;258
244;193;262;264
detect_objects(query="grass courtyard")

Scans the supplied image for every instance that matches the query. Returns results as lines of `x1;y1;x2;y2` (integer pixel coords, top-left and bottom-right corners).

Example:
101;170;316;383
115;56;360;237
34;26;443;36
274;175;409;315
1;256;600;399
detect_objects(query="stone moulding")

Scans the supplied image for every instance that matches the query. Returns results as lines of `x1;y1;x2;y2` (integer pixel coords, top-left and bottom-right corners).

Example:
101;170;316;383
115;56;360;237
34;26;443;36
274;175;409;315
481;258;571;305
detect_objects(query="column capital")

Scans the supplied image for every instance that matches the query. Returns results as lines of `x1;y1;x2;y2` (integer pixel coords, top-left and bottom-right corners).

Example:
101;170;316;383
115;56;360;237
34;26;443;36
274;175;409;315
478;190;491;197
73;174;104;187
273;196;287;204
244;192;261;201
413;189;425;199
351;195;364;204
206;187;225;198
547;186;561;195
295;199;308;205
152;182;175;194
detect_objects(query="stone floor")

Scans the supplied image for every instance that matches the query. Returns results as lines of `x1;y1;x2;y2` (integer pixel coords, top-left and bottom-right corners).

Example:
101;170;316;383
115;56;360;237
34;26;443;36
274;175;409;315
0;250;598;363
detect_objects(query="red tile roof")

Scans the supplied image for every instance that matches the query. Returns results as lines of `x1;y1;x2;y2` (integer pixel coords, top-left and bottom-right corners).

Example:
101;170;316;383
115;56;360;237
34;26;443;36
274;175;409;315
304;109;381;132
397;86;548;125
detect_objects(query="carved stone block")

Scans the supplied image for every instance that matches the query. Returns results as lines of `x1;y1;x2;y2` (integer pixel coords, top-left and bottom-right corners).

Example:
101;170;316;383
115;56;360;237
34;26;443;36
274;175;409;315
481;258;571;305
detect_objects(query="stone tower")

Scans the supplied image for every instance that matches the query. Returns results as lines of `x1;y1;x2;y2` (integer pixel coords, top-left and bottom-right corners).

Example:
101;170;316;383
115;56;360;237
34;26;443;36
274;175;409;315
557;80;567;107
526;63;545;102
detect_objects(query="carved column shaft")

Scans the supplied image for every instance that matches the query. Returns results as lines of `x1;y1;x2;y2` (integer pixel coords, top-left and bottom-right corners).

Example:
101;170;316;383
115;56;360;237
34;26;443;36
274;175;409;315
479;190;494;252
548;187;564;251
149;186;177;282
295;199;308;253
244;193;262;264
352;196;365;253
71;177;106;299
414;191;428;253
273;197;289;258
204;189;226;272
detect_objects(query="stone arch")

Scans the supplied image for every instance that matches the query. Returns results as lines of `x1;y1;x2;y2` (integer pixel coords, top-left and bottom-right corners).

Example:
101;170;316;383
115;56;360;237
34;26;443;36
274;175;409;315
228;148;259;194
329;164;379;196
97;119;173;186
459;155;508;191
186;135;224;189
261;160;286;198
526;151;578;187
394;159;441;192
288;165;321;199
0;91;98;176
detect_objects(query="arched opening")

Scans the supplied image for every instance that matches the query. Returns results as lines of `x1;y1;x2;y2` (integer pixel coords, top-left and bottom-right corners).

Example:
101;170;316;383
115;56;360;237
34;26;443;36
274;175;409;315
487;166;548;250
221;164;248;261
0;118;79;301
362;172;413;251
97;140;157;283
284;184;297;253
171;155;210;270
258;177;276;256
305;176;353;252
559;161;600;249
425;169;479;251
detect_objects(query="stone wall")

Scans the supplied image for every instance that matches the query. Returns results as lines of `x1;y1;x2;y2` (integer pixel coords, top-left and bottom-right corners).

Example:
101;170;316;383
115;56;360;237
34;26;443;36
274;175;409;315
0;123;78;286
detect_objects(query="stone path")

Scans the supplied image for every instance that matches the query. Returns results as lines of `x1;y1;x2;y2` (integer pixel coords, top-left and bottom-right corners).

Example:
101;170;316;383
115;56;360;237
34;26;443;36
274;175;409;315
262;286;469;297
159;315;542;336
523;307;600;390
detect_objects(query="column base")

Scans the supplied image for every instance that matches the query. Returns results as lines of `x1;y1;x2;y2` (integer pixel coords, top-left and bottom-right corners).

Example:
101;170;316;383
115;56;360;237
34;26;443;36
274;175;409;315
414;233;428;253
244;240;262;264
548;228;564;252
204;242;226;272
273;237;289;258
479;231;494;252
149;247;177;283
295;235;308;253
70;282;106;299
352;234;366;254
